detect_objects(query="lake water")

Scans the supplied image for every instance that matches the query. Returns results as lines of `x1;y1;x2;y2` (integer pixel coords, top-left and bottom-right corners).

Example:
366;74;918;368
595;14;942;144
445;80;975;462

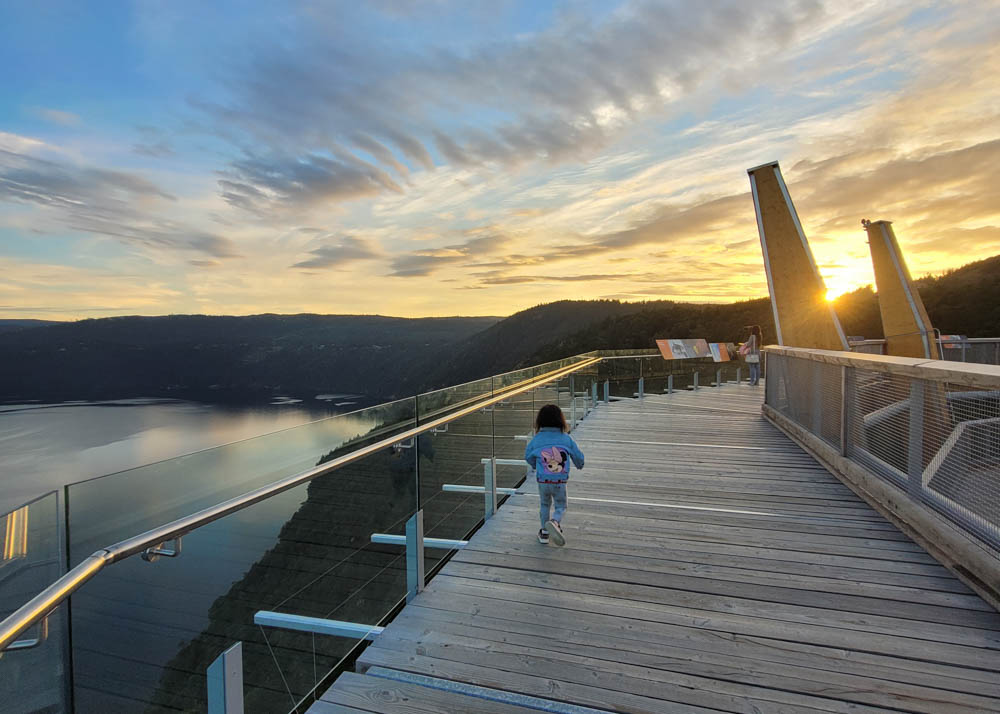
0;396;369;516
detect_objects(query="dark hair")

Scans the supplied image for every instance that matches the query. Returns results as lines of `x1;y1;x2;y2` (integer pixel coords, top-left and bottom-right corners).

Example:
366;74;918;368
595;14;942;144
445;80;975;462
535;403;568;433
750;325;761;339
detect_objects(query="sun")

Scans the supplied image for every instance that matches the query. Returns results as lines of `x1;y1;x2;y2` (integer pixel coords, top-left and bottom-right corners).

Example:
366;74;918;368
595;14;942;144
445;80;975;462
825;289;840;302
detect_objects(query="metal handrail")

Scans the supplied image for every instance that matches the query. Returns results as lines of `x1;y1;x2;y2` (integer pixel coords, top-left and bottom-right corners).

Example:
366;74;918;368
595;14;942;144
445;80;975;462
0;356;602;651
764;345;1000;389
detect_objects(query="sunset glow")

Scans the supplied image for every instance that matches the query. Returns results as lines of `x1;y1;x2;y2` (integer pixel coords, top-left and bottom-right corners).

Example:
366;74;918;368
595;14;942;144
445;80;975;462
1;2;998;319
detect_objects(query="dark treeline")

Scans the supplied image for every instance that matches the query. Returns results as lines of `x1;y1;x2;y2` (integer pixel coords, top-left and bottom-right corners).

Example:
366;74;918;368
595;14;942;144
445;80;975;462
1;254;996;403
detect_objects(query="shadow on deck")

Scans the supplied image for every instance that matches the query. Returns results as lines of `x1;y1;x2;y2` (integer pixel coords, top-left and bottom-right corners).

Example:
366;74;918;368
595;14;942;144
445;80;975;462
312;384;1000;713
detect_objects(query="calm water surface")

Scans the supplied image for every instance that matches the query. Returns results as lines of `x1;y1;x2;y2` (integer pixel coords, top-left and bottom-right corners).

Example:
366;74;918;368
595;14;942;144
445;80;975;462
0;396;368;515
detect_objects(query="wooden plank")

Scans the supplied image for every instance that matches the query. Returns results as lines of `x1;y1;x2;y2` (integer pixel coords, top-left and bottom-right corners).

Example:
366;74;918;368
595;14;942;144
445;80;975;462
320;671;541;713
451;547;993;614
378;618;1000;713
357;647;722;714
397;597;1000;695
441;561;1000;641
467;528;968;583
365;630;897;714
460;535;980;598
424;577;1000;669
308;699;373;714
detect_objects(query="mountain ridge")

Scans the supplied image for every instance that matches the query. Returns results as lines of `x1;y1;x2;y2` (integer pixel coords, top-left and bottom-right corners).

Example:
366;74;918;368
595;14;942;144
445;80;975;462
1;253;996;403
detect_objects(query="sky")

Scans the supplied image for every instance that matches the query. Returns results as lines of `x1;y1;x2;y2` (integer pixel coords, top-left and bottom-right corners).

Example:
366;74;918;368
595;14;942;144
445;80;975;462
0;0;998;320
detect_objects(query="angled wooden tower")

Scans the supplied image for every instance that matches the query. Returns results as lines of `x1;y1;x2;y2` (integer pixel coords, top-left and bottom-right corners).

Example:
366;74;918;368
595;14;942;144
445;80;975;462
747;162;848;350
864;219;939;359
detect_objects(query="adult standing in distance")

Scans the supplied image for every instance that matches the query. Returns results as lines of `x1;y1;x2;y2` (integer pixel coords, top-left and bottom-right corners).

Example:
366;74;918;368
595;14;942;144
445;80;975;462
740;325;762;386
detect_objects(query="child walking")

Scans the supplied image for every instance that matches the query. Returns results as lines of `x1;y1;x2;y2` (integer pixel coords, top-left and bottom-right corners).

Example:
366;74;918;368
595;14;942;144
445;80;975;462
524;404;585;546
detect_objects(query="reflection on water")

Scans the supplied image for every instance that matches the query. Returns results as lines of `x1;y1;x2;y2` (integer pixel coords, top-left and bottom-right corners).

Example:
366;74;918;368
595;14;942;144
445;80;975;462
0;398;368;516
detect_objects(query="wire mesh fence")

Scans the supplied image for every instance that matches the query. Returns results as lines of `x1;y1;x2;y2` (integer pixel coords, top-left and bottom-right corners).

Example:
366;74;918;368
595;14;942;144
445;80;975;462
767;349;1000;553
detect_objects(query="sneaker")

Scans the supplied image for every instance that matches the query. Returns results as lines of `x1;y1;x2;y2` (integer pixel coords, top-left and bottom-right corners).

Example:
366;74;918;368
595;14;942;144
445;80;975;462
545;520;566;547
537;529;549;544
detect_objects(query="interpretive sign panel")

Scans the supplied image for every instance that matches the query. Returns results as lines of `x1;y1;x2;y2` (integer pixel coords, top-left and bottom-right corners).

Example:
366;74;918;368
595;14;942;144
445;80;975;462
709;343;733;362
656;338;710;360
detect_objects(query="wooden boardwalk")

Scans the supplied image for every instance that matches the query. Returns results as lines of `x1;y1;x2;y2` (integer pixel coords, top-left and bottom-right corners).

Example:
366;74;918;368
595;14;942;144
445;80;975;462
312;385;1000;713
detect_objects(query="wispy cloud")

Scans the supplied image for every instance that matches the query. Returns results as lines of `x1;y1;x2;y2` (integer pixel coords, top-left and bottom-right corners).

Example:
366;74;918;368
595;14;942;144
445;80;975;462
220;152;402;213
32;108;81;126
292;235;383;268
200;0;838;207
0;147;240;259
389;232;510;276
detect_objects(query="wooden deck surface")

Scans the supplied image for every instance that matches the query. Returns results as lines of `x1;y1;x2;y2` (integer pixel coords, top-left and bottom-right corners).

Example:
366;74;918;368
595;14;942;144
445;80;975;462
312;384;1000;713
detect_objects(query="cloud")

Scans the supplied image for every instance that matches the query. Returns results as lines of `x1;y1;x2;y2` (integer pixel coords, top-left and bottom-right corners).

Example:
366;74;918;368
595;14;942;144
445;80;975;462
133;140;175;158
475;272;661;285
32;108;81;126
292;236;382;268
0;148;174;207
198;0;834;204
0;132;47;154
389;232;510;276
220;152;402;213
132;125;175;158
0;148;240;258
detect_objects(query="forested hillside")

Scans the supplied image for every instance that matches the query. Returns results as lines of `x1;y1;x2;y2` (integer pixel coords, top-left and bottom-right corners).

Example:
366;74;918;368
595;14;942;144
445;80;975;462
1;255;995;403
0;314;498;402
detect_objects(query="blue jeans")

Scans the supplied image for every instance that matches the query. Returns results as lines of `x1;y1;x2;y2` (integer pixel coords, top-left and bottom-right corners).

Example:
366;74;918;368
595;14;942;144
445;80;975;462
538;482;567;528
749;362;760;385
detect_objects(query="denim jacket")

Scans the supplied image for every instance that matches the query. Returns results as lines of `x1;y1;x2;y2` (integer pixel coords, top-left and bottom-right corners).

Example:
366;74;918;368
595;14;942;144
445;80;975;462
524;427;585;483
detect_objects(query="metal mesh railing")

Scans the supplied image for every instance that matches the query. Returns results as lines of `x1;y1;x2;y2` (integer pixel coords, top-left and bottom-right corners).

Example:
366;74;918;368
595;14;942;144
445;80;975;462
765;354;842;450
849;338;1000;365
766;348;1000;552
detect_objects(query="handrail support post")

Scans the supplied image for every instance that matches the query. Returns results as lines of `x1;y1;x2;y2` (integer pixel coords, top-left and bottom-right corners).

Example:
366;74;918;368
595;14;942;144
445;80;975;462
484;458;497;520
405;511;425;602
907;380;925;496
207;642;244;714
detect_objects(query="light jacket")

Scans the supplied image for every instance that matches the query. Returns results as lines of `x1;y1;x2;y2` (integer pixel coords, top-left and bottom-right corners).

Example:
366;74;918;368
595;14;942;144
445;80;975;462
524;427;585;483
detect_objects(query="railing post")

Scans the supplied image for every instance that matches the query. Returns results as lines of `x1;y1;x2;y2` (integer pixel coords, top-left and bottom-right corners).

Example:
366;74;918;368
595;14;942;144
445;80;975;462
591;381;597;407
571;396;577;429
716;368;722;387
907;381;925;496
413;395;421;510
207;642;244;714
736;367;741;384
405;511;425;601
638;377;644;399
811;365;823;434
603;380;609;404
839;366;849;457
667;374;673;394
483;458;497;520
693;372;699;390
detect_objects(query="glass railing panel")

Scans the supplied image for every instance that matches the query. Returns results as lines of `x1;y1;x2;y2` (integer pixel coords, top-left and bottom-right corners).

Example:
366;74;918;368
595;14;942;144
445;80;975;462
65;398;416;568
68;442;418;714
600;356;641;398
0;491;68;714
491;379;534;492
416;377;492;423
639;355;671;394
415;404;493;576
490;353;591;398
